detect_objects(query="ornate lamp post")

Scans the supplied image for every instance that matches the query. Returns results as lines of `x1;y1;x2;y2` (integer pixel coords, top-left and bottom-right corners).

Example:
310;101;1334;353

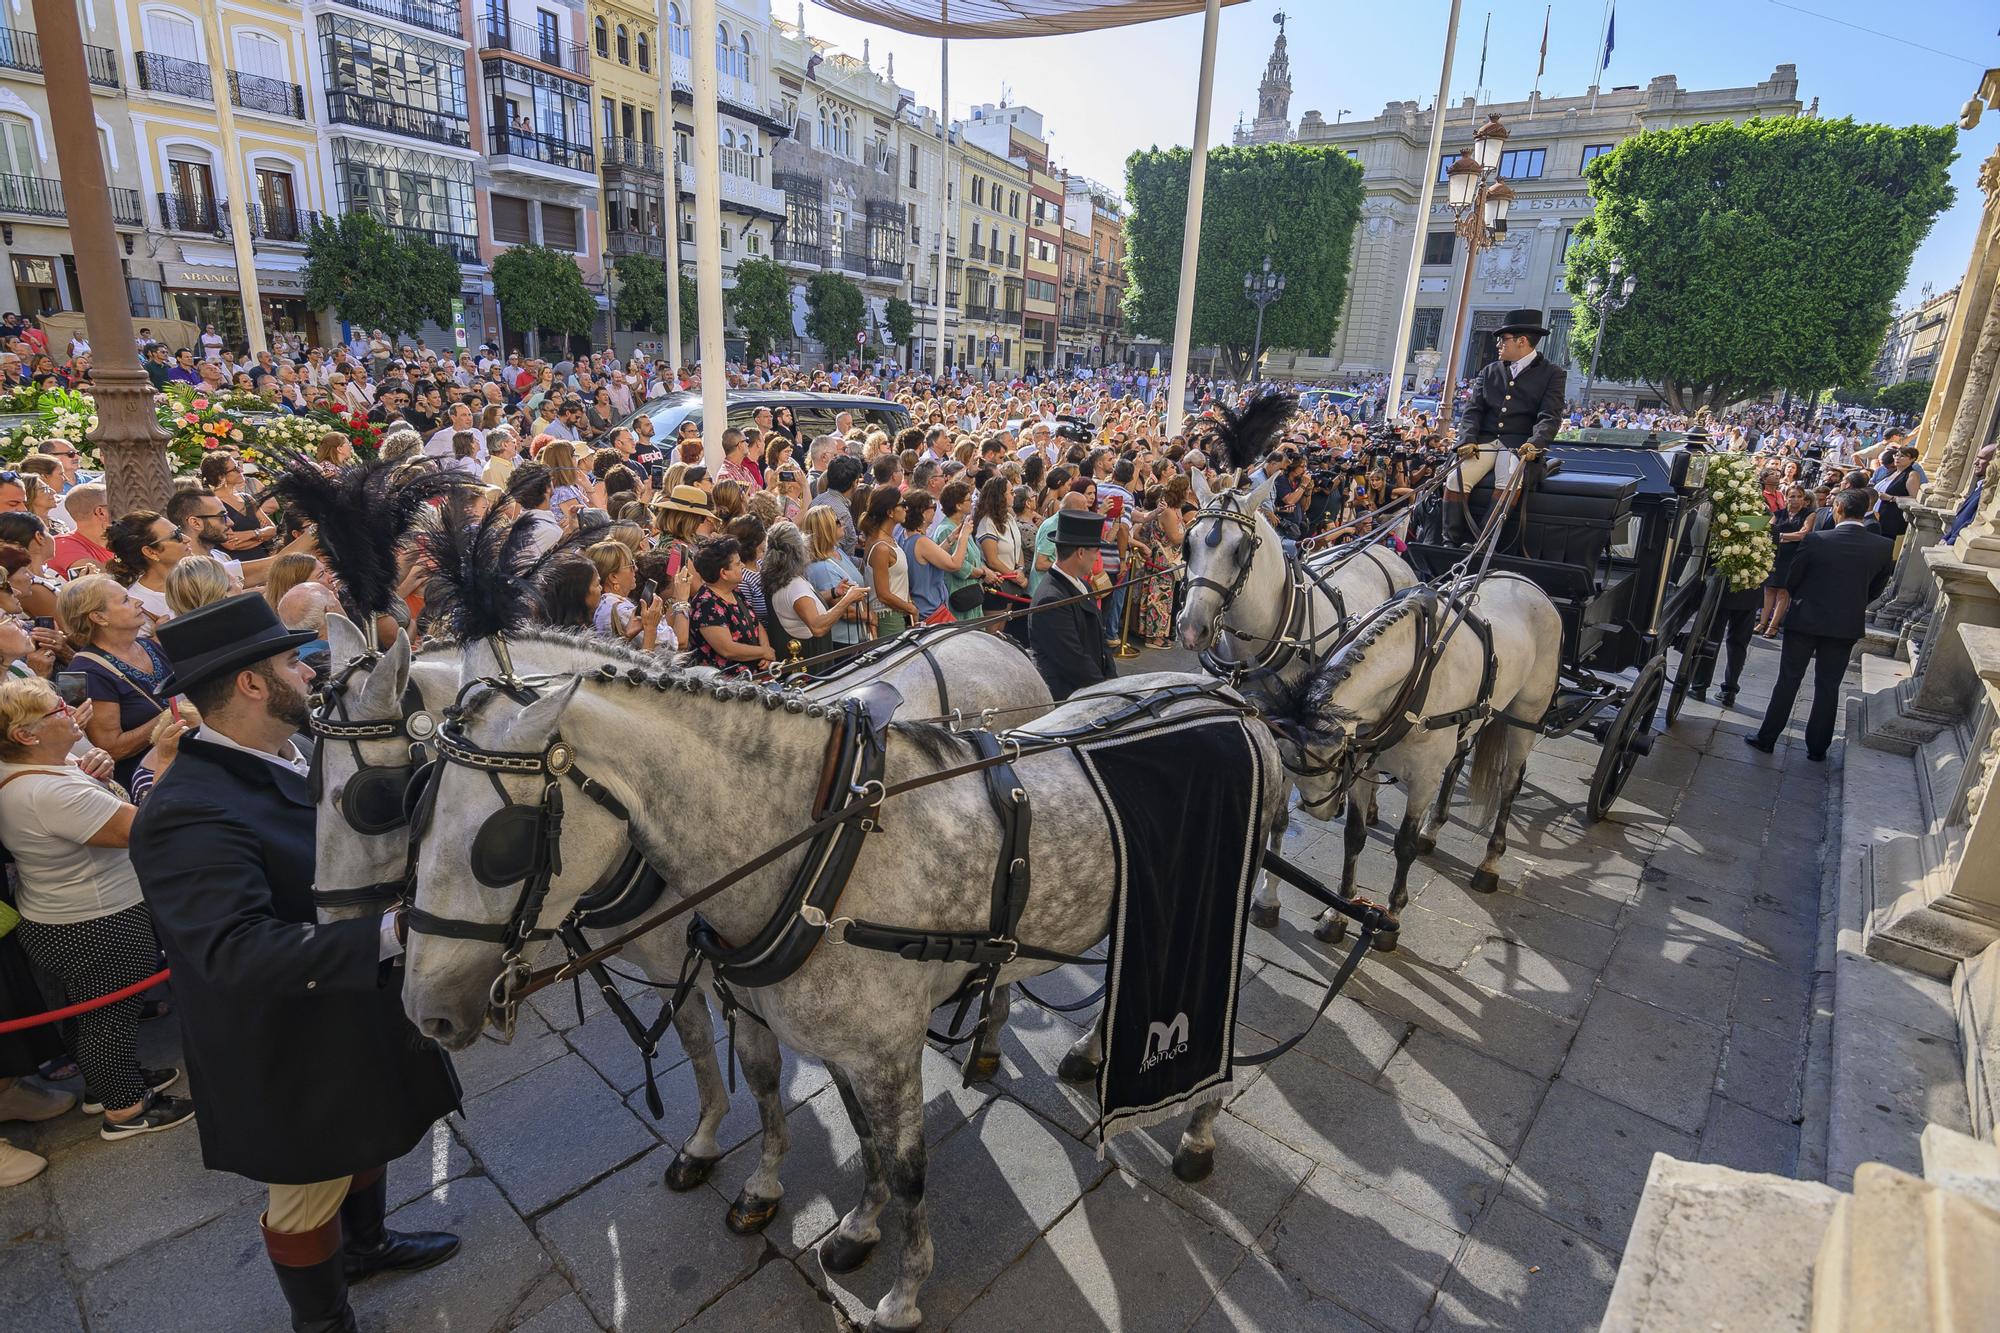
1436;112;1516;433
1243;255;1286;383
1581;256;1638;408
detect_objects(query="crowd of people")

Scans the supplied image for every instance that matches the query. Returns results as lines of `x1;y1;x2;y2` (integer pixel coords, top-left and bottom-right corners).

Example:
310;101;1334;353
0;312;1940;1202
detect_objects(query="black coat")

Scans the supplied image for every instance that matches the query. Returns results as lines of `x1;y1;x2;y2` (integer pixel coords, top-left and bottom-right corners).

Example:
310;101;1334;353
1457;353;1568;451
1781;523;1895;641
131;736;459;1185
1028;568;1116;702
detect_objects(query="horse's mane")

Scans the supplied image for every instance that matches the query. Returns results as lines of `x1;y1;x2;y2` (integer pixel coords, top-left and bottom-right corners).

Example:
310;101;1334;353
264;454;461;618
1200;390;1297;474
1306;587;1438;722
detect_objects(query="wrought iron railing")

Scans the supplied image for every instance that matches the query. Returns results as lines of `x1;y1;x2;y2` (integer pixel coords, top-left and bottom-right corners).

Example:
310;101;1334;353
602;137;664;174
251;203;320;242
0;25;39;73
834;247;871;275
487;125;594;172
136;51;213;101
326;90;471;149
773;239;824;267
479;9;589;76
606;230;665;258
967;243;987;260
868;256;901;280
1006;252;1022;270
329;0;463;38
374;217;479;265
0;174;62;218
157;190;225;234
85;43;118;87
228;70;305;119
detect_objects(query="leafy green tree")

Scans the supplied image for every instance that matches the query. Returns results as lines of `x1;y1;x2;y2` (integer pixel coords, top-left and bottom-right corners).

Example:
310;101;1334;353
611;257;697;344
728;257;794;358
1123;142;1365;377
1565;118;1956;413
805;271;865;359
1830;383;1880;408
1877;378;1934;417
304;212;460;339
491;244;597;349
885;297;915;352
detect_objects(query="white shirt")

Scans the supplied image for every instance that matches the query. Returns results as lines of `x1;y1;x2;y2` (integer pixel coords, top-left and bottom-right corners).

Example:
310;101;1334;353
425;424;487;462
0;759;142;924
1506;349;1539;380
772;574;821;641
519;509;563;558
129;581;171;623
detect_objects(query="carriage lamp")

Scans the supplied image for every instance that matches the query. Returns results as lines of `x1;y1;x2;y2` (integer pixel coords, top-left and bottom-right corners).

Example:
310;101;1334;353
1471;112;1510;172
1481;180;1515;235
1437;111;1517;435
1446;151;1483;210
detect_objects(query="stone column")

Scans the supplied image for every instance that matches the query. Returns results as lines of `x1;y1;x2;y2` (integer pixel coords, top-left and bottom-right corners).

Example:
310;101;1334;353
1920;137;2000;506
1924;264;2000;507
1871;501;1951;633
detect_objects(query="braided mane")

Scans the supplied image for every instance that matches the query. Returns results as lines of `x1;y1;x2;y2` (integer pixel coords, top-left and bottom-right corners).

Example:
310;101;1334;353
1306;587;1437;721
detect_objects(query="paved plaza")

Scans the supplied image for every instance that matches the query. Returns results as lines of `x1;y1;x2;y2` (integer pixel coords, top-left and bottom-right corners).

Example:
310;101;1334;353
2;636;1832;1333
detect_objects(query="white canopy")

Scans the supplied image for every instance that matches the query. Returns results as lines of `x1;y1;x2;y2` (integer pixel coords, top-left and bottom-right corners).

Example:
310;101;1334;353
810;0;1244;39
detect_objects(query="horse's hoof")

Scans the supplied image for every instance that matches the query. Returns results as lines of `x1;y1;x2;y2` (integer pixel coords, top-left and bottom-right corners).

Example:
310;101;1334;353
1370;928;1400;954
663;1150;718;1192
1249;902;1280;931
1171;1145;1215;1183
818;1232;878;1274
1416;835;1438;856
1056;1049;1101;1084
870;1304;924;1332
1470;868;1500;895
724;1193;782;1234
1312;914;1349;945
966;1050;1000;1083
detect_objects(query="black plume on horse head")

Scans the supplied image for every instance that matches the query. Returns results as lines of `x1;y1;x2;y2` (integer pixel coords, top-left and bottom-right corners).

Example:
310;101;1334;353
1201;390;1298;476
263;452;463;619
417;506;555;642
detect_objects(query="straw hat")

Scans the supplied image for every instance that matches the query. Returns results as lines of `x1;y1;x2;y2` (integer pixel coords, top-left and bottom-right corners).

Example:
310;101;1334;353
652;484;714;518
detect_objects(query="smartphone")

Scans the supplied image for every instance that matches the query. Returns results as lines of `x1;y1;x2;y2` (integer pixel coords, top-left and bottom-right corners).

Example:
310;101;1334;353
54;671;89;708
32;616;54;631
1105;495;1125;522
635;578;656;605
665;547;682;580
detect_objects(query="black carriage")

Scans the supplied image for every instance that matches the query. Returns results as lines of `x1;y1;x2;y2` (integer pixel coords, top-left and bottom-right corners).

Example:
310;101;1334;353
1405;428;1724;820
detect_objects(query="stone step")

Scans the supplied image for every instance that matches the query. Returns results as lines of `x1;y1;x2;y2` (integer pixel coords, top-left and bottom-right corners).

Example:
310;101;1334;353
1810;1161;2000;1331
1599;1155;1843;1333
1921;1122;2000;1213
1953;942;2000;1142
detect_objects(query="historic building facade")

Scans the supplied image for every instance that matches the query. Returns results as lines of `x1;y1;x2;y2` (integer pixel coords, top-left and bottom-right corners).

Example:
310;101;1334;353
1238;33;1805;397
951;130;1028;378
1874;284;1960;387
963;104;1060;374
900;105;956;371
590;0;668;286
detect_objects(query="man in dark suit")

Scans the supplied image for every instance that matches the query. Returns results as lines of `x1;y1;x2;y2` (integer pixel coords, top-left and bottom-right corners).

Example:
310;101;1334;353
132;595;461;1333
1028;510;1117;701
1447;307;1568;543
1746;489;1895;762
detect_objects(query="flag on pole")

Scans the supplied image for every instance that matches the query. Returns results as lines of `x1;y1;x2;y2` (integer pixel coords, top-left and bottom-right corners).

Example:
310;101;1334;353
1537;7;1550;78
1603;2;1616;70
1476;11;1491;99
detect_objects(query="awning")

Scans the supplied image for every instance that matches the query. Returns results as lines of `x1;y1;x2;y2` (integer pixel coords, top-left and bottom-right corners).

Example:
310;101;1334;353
809;0;1244;39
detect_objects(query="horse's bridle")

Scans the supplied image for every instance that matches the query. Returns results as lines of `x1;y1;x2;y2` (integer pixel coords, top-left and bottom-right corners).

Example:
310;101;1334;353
307;651;437;913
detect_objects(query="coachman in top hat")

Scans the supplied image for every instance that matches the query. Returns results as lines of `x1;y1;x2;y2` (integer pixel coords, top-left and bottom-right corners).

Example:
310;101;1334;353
130;594;461;1332
1445;307;1568;543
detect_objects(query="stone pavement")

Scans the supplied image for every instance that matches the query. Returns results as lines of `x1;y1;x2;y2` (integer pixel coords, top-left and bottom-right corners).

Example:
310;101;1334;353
2;635;1834;1332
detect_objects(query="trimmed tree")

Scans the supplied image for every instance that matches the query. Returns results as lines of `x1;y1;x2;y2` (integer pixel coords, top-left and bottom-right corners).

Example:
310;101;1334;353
491;244;597;351
728;257;794;358
1877;378;1934;418
612;255;699;345
1565;117;1956;413
304;212;461;339
1122;142;1365;377
885;296;915;352
805;270;865;358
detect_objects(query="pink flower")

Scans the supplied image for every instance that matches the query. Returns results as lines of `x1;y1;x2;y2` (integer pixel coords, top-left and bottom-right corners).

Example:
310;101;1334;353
190;398;209;410
183;413;199;425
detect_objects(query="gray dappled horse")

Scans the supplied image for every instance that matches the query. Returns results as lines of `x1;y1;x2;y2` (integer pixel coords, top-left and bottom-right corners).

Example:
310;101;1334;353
310;617;1053;1198
401;663;1283;1331
1176;468;1417;929
1273;578;1563;939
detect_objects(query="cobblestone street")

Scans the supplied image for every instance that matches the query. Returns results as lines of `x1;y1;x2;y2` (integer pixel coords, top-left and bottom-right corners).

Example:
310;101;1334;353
3;636;1833;1332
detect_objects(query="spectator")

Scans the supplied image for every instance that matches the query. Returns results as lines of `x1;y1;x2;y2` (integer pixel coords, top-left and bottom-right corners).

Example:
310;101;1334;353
57;575;175;790
538;554;600;631
803;507;873;651
165;556;233;617
505;463;563;559
807;455;864;556
102;511;187;624
859;488;917;638
686;536;774;672
199;454;278;560
1759;486;1818;638
0;677;194;1139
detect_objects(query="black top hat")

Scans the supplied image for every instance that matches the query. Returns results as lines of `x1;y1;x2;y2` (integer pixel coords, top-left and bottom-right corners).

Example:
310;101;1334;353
1053;509;1113;550
1494;309;1550;340
154;592;319;697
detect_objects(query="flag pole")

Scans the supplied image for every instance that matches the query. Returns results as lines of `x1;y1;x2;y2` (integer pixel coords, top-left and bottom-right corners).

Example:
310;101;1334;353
1530;4;1549;119
1590;0;1610;111
1475;11;1489;105
1382;0;1464;423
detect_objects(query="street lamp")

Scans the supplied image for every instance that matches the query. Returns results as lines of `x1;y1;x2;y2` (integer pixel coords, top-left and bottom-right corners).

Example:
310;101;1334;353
1243;254;1286;382
1581;255;1638;409
1436;112;1515;433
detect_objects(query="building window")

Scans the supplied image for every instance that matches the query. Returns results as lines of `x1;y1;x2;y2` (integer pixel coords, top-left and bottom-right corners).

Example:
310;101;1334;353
1580;143;1613;169
640;109;654;144
907;146;918;189
668;4;689;57
1409;307;1443;352
747;231;760;254
1422;231;1455;266
636;32;649;71
128;276;168;319
738;33;753;82
319;16;471;146
593;17;607;57
972;176;983;207
542;203;579;251
601;96;615;141
331;137;478;255
1497;148;1544;180
1560;226;1577;263
615;24;629;65
715;23;730;75
621;103;635;139
491;193;532;244
1438;153;1454;184
535;11;560;64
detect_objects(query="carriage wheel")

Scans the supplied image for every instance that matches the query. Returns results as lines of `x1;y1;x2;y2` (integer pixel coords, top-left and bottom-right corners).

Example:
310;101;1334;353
1665;574;1725;727
1587;656;1666;822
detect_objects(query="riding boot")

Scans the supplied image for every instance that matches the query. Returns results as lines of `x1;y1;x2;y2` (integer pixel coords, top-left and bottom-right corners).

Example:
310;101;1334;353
339;1166;462;1283
262;1215;358;1333
1443;492;1475;545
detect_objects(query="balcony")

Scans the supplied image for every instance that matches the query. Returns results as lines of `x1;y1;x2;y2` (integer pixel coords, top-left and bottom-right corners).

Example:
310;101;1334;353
606;229;665;259
85;43;118;87
1092;258;1109;273
327;90;471;149
868;255;901;280
774;238;824;267
945;289;960;307
0;25;37;73
719;167;784;217
602;137;664;176
251;202;320;243
328;0;463;39
137;51;213;101
967;243;987;260
480;9;588;77
1006;253;1022;271
228;70;305;120
0;176;136;224
157;191;226;235
487;125;594;174
965;302;993;320
373;217;480;264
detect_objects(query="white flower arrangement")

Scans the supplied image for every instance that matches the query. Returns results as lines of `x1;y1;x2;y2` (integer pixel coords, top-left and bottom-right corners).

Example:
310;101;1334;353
1702;451;1775;592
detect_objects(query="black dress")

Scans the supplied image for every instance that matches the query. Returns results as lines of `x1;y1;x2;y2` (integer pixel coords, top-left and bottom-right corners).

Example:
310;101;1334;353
1876;467;1916;541
1767;508;1812;588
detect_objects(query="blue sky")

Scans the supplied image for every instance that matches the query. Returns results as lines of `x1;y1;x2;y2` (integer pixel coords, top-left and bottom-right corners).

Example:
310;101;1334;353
803;0;1998;309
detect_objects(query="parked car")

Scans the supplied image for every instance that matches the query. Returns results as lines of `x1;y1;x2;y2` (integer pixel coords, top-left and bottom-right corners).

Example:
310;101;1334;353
611;390;911;449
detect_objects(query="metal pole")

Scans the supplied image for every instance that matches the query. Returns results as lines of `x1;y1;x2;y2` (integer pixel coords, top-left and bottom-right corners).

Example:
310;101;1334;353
934;6;950;382
1165;0;1223;438
198;0;266;356
32;0;171;514
1438;222;1478;437
1584;301;1606;406
690;0;726;470
1383;0;1463;421
1250;302;1266;382
659;14;681;376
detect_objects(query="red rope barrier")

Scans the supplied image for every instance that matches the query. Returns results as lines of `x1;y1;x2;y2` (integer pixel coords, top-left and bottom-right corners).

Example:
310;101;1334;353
0;968;170;1033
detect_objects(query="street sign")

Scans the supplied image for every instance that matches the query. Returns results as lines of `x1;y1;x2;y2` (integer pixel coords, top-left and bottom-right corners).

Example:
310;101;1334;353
451;297;467;350
855;330;866;345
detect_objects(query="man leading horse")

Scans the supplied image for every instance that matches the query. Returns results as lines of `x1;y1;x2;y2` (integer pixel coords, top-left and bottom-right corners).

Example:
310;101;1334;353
1445;308;1567;545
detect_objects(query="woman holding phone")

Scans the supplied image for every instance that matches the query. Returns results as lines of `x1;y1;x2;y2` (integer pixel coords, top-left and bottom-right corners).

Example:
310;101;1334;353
55;576;175;791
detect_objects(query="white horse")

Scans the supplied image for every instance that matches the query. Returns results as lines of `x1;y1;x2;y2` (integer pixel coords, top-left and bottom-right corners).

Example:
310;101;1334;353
400;662;1285;1331
1272;577;1563;941
311;617;1053;1203
1176;468;1418;927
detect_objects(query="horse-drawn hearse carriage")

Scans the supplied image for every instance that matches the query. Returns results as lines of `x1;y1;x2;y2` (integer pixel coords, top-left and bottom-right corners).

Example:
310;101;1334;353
1405;427;1724;820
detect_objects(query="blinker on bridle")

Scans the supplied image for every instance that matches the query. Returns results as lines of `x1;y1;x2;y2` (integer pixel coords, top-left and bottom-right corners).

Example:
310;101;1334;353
307;651;435;912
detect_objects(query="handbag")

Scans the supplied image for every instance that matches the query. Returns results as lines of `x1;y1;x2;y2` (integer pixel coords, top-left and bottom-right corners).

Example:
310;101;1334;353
948;582;985;615
0;899;18;941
